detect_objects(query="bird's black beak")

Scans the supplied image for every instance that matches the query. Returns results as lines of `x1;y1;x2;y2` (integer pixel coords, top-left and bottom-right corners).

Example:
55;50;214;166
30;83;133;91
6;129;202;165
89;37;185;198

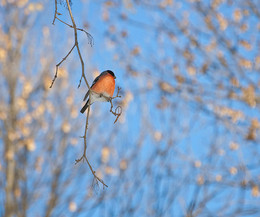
114;76;116;79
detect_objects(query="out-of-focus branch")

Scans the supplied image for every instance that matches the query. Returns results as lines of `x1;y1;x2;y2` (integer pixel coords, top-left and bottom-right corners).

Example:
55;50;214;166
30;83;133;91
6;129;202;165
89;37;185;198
45;167;61;217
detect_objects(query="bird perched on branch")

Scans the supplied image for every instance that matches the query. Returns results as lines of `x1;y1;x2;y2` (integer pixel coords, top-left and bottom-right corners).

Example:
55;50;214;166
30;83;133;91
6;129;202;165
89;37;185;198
80;70;116;113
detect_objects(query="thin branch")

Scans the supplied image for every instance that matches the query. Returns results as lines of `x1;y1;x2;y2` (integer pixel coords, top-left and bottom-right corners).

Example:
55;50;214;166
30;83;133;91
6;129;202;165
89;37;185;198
84;100;91;152
56;17;94;46
99;87;122;123
49;44;76;88
64;2;106;187
75;87;121;187
75;103;108;188
111;87;122;100
51;0;93;88
76;27;94;46
65;0;90;89
52;0;115;189
56;16;70;27
110;87;122;123
52;0;58;25
76;154;108;188
110;104;122;124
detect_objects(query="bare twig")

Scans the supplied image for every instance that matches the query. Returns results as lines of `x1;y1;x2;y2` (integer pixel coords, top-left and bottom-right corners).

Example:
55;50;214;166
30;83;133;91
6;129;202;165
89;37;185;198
111;87;122;100
65;0;90;89
49;44;76;88
75;103;108;188
62;0;106;186
50;0;93;88
110;87;122;123
75;154;108;188
52;0;117;189
101;87;122;123
76;100;91;161
110;105;122;124
75;87;121;187
56;17;94;46
52;0;58;25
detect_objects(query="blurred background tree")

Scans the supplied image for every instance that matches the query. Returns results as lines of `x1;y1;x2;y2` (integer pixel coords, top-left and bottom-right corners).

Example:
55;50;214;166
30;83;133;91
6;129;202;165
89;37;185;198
0;0;260;216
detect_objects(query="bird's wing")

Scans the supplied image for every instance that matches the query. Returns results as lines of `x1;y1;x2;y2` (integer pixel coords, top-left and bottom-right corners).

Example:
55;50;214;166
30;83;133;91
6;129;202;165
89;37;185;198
91;71;107;87
83;90;89;101
83;71;108;101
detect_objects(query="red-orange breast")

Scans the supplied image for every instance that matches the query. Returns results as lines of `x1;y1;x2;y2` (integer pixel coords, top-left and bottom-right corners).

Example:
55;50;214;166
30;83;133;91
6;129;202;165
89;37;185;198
91;73;115;97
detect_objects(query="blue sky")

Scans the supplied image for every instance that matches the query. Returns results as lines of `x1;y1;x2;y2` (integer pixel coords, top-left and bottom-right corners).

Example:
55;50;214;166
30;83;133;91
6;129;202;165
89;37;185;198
1;0;260;216
66;1;260;215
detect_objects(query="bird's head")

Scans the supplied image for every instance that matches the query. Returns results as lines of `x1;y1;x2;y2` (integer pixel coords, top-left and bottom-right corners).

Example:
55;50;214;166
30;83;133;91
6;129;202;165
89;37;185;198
107;70;116;79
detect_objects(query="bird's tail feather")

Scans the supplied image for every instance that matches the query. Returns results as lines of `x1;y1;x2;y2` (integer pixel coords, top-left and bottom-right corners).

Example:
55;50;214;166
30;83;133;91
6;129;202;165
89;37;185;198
83;90;89;101
80;99;89;113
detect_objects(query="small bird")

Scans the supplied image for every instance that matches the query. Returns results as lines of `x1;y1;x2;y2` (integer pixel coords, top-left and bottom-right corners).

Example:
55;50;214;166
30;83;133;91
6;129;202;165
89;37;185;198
80;70;116;113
